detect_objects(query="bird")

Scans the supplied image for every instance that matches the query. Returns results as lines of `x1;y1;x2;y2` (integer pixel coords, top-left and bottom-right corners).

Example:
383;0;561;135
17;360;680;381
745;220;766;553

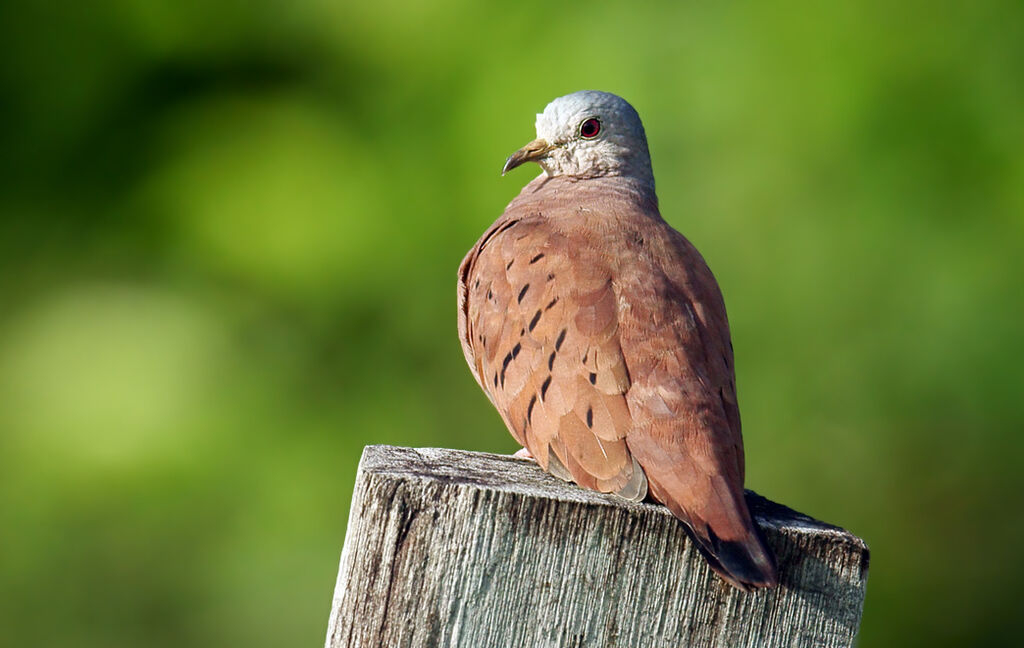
457;90;778;591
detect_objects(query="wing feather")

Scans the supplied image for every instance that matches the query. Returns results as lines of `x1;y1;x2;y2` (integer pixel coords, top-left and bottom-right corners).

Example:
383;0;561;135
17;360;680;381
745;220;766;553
459;214;643;499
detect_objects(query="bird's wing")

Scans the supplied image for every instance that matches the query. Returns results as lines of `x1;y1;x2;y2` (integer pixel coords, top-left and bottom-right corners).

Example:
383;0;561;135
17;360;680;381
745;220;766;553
616;226;777;588
458;213;647;500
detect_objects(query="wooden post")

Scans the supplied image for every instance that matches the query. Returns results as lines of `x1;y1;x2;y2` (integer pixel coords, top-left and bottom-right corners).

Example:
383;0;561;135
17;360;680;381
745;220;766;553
325;445;869;648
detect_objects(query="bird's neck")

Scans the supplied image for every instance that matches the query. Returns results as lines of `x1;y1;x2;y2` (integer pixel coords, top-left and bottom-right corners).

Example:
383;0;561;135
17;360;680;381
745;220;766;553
540;151;656;197
515;174;660;217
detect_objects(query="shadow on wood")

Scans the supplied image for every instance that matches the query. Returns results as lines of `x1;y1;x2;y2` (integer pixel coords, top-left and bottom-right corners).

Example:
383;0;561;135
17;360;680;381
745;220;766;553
325;445;869;648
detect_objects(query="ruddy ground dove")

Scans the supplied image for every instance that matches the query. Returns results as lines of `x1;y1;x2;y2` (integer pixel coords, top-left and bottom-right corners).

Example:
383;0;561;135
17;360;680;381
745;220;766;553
457;90;778;590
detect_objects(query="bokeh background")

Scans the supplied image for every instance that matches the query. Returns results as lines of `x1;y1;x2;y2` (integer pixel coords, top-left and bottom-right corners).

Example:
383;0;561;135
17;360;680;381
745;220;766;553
1;1;1021;646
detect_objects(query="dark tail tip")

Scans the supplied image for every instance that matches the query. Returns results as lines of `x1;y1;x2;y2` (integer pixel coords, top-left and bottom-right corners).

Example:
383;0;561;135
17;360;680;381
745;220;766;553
695;525;778;591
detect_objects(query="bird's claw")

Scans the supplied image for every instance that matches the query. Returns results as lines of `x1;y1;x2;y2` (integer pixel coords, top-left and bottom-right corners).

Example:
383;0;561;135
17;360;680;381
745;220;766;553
513;447;535;461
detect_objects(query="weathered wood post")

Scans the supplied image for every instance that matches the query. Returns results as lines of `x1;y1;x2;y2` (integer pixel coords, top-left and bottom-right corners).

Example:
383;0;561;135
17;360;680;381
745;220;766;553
325;445;868;648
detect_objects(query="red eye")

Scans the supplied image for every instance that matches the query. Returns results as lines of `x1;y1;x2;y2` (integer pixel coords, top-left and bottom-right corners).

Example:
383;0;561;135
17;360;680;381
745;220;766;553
579;118;601;139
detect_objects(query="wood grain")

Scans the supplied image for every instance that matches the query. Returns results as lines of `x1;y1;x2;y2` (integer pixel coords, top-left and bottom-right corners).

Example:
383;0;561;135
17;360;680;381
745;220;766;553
325;446;869;648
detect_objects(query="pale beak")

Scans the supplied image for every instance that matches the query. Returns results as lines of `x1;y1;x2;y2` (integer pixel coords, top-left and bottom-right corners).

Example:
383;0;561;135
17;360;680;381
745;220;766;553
502;138;554;175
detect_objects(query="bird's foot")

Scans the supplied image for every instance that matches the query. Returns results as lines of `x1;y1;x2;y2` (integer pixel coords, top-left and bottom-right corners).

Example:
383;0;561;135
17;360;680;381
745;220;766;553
513;447;535;461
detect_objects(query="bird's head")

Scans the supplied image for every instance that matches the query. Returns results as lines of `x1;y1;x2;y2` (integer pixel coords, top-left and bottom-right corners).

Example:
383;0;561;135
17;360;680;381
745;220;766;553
502;90;654;191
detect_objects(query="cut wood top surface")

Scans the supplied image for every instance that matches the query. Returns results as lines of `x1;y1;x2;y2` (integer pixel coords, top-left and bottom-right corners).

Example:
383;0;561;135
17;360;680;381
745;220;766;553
359;445;868;551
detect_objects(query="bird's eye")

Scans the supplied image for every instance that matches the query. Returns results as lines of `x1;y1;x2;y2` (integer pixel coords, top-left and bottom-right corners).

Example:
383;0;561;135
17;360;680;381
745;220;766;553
579;118;601;139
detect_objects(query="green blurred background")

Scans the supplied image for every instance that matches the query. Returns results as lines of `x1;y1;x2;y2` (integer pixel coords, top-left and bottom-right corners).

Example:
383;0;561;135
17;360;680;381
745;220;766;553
0;1;1021;646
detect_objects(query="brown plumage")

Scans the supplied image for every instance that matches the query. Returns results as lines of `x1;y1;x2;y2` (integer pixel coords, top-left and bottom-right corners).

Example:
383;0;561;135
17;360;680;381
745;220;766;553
457;91;777;590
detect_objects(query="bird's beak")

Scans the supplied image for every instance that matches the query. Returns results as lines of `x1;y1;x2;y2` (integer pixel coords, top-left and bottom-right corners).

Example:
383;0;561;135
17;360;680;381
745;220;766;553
502;138;554;175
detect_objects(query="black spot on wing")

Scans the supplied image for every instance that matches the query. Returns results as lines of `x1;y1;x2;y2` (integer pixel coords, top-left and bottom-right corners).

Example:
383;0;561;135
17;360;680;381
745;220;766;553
518;284;530;303
500;351;513;387
555;329;567;351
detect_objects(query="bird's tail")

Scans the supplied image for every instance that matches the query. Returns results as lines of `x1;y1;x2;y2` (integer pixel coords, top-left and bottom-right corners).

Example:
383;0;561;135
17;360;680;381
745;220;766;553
647;475;778;591
684;520;778;591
